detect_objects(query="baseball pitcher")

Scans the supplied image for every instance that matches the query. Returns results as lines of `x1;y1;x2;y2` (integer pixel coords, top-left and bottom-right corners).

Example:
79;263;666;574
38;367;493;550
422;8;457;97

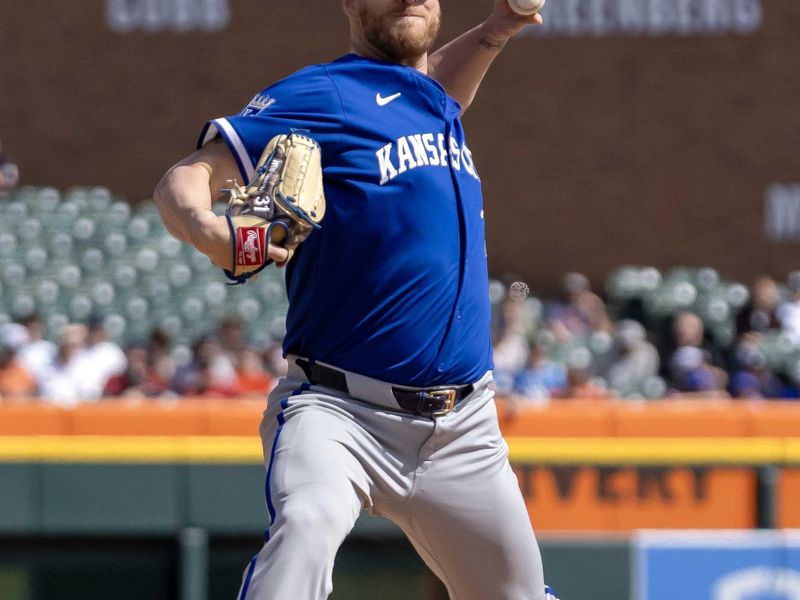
154;1;558;598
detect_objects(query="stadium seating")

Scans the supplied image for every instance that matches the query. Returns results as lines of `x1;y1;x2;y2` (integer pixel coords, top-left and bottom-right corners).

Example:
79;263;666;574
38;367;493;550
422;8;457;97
4;186;800;401
607;264;799;374
0;186;290;350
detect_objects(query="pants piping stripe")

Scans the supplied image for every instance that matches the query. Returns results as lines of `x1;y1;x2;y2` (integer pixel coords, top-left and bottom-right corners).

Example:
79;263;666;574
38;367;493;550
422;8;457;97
238;384;309;600
237;556;258;600
265;384;309;542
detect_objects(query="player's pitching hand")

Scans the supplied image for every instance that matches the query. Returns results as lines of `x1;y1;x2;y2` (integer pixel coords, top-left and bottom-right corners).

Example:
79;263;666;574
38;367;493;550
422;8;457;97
485;0;544;40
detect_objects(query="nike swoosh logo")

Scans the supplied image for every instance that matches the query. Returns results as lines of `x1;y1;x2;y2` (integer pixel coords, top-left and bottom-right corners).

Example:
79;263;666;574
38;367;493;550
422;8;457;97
376;92;402;107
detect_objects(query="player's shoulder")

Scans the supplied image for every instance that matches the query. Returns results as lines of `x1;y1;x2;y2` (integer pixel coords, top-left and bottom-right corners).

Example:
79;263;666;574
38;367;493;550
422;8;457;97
241;62;342;117
271;62;335;90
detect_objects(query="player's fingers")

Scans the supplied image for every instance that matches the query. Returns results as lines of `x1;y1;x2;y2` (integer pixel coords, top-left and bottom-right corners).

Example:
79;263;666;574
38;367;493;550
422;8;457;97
268;244;289;263
532;13;543;24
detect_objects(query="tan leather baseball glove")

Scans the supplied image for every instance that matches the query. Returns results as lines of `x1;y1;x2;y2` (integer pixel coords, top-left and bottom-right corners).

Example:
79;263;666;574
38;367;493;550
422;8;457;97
224;131;325;283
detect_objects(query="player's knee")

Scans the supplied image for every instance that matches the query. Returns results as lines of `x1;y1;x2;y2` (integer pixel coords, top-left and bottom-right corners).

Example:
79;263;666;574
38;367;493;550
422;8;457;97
279;490;354;550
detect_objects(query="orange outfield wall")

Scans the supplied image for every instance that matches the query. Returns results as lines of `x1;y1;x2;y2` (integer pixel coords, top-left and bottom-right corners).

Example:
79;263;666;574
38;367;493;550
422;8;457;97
1;399;799;530
515;466;756;531
496;399;768;438
498;400;794;530
0;399;266;437
2;398;798;438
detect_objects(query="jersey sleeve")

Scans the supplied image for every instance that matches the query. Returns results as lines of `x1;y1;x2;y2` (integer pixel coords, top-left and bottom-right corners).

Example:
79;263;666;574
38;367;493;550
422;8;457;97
197;65;344;182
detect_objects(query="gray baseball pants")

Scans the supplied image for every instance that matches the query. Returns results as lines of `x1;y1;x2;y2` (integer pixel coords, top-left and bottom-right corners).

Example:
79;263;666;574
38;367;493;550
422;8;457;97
237;360;546;600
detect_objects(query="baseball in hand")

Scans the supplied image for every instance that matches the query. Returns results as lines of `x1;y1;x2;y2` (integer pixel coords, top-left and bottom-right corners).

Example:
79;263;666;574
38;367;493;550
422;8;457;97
507;0;546;15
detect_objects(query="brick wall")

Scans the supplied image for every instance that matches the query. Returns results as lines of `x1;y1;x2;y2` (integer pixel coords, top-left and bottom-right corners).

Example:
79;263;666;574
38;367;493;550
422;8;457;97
1;0;798;291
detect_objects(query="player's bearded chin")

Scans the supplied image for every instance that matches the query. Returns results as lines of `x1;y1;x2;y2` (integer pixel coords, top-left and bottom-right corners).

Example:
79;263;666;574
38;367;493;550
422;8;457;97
359;5;441;61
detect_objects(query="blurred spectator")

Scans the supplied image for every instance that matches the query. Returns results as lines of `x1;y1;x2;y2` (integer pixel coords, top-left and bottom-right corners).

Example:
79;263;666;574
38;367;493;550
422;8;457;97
492;296;529;391
602;320;660;398
544;272;612;341
16;313;57;381
172;335;238;396
36;324;96;406
0;324;37;400
778;271;800;346
218;316;246;364
148;328;177;385
512;341;567;403
563;347;610;400
736;276;781;337
666;311;724;369
74;317;127;398
788;369;800;400
264;341;288;379
0;142;20;197
235;347;275;397
104;343;171;398
0;323;29;353
729;341;796;399
668;346;728;396
193;358;241;397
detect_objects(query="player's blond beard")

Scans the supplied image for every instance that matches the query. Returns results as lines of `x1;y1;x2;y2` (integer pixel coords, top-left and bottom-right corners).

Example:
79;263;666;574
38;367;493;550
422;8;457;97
359;5;441;62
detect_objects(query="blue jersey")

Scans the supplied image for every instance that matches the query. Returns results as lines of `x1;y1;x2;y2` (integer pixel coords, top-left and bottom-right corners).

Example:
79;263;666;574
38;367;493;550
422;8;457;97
198;53;492;387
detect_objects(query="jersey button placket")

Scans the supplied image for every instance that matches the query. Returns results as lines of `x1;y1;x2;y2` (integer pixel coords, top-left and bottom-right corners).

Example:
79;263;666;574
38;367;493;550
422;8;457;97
431;110;470;381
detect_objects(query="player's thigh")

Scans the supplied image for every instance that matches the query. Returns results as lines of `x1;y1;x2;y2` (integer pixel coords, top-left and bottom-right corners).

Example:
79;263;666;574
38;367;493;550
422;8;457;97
407;401;545;600
260;382;374;521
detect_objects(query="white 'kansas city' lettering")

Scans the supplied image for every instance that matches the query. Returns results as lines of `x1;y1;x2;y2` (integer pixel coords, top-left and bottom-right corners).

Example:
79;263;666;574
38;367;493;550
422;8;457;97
376;133;479;185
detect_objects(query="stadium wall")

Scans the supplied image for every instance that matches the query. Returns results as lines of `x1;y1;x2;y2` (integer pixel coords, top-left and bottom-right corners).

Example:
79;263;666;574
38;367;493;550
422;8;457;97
2;399;800;599
2;399;800;531
1;1;799;290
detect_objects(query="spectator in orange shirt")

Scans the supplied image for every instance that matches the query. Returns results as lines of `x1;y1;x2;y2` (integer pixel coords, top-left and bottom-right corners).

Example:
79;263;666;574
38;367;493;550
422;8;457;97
563;347;611;400
235;347;275;397
0;325;37;400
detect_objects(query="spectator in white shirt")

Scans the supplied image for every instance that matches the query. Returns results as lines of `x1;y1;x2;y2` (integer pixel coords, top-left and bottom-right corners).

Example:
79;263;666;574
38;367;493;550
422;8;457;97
778;272;800;346
37;324;95;406
603;320;660;398
73;317;127;399
17;313;57;381
492;297;530;394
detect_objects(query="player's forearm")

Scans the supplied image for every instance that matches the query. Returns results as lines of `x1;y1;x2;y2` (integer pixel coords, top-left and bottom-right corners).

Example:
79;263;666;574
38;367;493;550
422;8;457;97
429;22;511;113
153;163;229;263
430;3;541;114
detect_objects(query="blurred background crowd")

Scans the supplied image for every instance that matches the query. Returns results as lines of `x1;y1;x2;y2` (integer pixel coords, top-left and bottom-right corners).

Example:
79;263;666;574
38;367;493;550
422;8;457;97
4;266;800;406
0;314;286;404
2;153;800;405
491;270;800;404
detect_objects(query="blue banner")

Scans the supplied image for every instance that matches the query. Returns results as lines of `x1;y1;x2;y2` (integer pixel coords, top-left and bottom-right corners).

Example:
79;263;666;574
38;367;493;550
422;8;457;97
634;531;800;600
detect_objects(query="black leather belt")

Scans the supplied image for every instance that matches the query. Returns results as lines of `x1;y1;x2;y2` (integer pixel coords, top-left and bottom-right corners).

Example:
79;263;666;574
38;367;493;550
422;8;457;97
294;358;474;417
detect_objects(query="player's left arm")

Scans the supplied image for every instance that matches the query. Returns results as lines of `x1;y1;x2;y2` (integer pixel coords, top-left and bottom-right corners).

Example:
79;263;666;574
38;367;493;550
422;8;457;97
428;0;542;114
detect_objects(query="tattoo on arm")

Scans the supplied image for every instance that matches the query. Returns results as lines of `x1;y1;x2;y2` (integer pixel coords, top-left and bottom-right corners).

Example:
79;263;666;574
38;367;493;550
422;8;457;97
478;35;507;51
